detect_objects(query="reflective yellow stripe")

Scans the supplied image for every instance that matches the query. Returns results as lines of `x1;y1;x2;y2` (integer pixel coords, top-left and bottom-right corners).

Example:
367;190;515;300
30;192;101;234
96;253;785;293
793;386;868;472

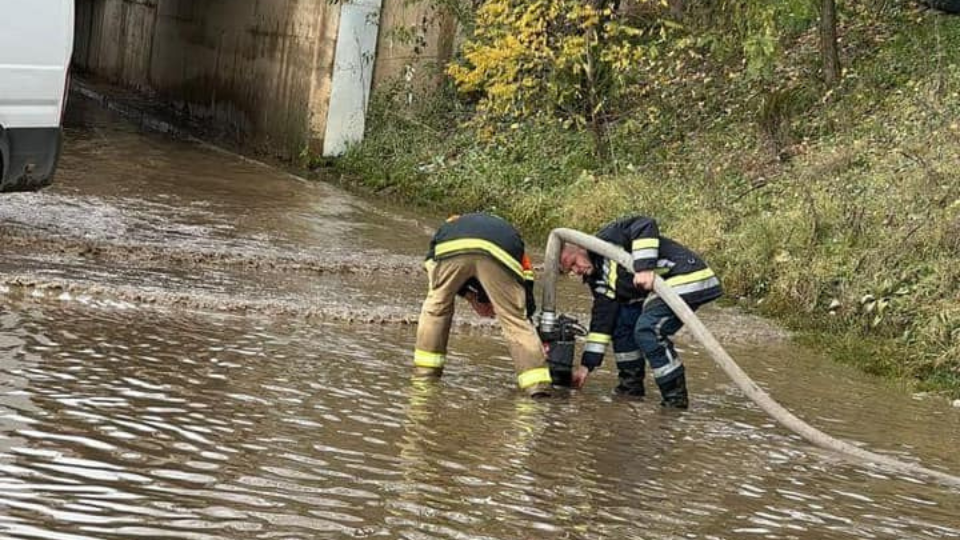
517;367;552;389
586;332;612;344
632;238;660;250
522;270;535;281
434;239;524;278
664;268;716;287
414;349;446;368
606;261;617;290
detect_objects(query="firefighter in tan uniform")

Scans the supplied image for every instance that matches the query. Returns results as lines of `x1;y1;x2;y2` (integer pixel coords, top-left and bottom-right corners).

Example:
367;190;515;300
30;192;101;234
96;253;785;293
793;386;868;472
414;213;552;397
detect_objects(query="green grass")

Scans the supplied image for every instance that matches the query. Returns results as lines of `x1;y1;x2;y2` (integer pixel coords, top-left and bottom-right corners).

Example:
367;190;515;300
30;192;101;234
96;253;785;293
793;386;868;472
326;6;960;398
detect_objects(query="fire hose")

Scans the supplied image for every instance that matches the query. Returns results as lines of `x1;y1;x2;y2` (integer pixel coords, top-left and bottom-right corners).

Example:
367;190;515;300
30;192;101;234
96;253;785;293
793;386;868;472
537;228;960;489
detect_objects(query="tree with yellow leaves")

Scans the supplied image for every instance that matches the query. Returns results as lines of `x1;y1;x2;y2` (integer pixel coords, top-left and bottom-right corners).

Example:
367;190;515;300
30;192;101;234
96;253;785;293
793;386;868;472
448;0;672;158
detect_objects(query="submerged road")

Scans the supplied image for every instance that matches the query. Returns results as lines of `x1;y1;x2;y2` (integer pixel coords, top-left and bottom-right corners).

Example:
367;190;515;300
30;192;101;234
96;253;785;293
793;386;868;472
0;95;958;539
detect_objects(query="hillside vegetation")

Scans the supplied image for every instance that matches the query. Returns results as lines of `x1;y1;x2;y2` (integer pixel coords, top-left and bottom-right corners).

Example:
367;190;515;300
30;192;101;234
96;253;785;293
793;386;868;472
329;1;960;395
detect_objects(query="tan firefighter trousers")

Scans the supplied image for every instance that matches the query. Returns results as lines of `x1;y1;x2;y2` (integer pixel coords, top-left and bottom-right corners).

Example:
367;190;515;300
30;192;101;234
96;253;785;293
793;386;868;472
414;253;551;394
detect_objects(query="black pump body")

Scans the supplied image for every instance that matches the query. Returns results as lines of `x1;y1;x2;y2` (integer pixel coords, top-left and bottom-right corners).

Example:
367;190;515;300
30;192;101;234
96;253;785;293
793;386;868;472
538;314;586;387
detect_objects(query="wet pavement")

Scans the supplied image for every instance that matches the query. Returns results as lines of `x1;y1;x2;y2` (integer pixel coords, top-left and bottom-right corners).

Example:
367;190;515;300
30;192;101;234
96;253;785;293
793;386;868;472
0;95;958;539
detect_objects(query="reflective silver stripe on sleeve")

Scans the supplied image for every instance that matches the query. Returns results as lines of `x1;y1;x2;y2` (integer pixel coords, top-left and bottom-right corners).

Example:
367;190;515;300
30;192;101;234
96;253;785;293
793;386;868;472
584;342;607;354
671;276;721;296
632;249;659;260
615;350;643;363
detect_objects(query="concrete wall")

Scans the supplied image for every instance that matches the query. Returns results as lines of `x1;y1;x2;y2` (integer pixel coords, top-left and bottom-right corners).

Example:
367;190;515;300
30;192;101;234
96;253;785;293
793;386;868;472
73;0;451;158
374;0;457;91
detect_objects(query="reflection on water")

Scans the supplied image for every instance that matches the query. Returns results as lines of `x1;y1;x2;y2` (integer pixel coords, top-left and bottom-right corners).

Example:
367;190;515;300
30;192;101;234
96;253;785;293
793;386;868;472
0;305;957;539
0;93;958;540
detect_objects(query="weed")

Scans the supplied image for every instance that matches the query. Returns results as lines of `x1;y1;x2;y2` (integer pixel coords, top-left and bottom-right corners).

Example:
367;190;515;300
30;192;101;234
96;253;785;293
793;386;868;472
326;7;960;396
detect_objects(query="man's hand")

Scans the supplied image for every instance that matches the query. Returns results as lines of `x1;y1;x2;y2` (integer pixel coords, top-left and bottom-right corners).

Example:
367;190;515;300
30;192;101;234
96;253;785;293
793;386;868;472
466;292;496;318
633;270;656;291
571;366;590;390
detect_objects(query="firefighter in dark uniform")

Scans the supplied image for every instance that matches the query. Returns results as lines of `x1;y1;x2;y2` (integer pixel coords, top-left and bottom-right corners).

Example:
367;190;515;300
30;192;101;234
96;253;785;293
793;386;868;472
559;215;722;408
414;213;552;397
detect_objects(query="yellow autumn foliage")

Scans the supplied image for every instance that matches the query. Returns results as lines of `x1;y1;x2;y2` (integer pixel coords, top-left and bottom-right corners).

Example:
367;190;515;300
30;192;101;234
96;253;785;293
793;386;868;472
448;0;662;128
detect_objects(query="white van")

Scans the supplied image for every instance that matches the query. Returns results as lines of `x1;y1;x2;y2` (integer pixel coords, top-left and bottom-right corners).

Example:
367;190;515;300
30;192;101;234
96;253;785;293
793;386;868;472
0;0;74;192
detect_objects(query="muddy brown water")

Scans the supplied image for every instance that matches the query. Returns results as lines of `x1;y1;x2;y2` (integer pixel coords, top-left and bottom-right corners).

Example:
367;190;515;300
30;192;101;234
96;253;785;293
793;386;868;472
0;97;958;539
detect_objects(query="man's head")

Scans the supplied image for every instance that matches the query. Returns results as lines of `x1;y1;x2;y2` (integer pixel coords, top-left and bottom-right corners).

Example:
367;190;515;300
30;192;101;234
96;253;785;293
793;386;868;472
560;243;594;276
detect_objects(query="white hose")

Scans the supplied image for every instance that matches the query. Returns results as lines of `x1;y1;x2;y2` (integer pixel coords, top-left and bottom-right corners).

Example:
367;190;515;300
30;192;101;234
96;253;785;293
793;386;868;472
540;228;960;489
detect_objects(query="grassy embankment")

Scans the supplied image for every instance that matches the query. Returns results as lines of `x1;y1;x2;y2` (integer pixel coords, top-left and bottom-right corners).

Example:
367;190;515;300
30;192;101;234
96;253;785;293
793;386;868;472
328;7;960;396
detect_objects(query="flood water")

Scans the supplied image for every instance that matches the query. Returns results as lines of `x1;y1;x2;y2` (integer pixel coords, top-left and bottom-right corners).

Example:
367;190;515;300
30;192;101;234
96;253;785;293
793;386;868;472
0;96;958;539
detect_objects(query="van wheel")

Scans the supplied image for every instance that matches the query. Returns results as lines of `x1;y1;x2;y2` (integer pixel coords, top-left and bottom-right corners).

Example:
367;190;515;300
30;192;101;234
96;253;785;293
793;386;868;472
0;127;60;193
1;175;54;193
0;130;7;191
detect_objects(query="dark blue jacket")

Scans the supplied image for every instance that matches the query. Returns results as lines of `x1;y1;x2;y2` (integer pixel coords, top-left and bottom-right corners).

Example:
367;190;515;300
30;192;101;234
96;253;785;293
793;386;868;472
581;215;722;369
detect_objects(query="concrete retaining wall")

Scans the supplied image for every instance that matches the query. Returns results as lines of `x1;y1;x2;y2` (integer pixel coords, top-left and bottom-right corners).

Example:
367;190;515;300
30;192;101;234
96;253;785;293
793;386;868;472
73;0;454;158
374;0;457;91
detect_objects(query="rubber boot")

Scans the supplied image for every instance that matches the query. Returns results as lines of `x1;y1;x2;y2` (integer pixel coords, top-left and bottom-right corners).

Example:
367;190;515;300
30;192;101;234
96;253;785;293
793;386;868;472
549;368;573;388
613;367;646;398
657;373;689;409
414;366;443;378
526;382;553;399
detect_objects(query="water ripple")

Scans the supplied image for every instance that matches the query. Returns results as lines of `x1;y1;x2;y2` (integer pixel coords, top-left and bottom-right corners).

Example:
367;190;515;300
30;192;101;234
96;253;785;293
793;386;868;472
0;282;958;540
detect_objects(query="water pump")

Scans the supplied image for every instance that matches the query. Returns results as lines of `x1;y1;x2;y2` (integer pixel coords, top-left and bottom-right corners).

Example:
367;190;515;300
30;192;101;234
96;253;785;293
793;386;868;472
538;314;586;387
